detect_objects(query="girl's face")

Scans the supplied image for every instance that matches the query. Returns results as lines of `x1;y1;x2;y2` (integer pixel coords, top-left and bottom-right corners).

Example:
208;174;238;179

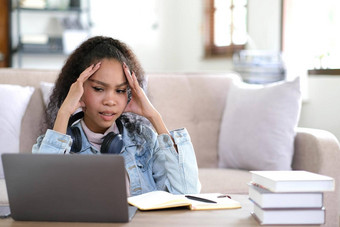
82;58;128;133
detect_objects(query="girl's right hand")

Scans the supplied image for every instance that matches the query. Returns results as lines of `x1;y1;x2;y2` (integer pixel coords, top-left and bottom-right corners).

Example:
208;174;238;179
53;62;101;133
60;62;101;116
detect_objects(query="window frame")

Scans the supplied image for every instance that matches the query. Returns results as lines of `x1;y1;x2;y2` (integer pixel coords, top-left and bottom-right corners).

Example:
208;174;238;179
204;0;247;58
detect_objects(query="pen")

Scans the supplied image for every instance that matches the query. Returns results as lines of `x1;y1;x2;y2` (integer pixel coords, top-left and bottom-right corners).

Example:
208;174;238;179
217;194;231;199
185;195;217;204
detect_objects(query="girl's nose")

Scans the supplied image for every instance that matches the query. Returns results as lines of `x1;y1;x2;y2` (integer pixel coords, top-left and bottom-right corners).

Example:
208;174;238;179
103;99;115;106
103;93;116;106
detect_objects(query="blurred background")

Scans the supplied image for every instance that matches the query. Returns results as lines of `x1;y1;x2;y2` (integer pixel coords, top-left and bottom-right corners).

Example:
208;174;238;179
1;0;340;141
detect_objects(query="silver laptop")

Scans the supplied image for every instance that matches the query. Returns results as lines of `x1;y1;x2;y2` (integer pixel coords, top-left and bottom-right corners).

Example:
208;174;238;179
2;153;137;222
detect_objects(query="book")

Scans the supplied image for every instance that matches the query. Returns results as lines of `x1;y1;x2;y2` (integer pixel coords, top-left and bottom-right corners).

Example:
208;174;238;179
20;0;46;9
250;170;334;192
127;191;241;211
248;184;323;208
251;202;325;225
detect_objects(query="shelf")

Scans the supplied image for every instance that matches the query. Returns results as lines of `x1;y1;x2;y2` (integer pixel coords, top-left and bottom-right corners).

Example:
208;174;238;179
15;50;67;55
10;0;90;67
308;69;340;76
14;36;64;54
13;7;87;12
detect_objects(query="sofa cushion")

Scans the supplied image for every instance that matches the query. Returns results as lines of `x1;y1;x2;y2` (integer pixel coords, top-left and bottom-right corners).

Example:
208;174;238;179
199;168;250;194
147;73;238;168
0;84;34;178
218;77;301;170
40;81;54;107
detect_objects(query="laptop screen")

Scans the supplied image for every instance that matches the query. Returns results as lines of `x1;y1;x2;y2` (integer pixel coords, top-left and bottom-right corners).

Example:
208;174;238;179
2;153;136;222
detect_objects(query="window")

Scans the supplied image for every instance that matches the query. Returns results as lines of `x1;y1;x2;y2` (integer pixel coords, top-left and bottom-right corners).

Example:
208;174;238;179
205;0;248;57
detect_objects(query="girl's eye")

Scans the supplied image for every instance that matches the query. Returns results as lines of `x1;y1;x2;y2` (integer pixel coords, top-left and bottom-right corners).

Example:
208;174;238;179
93;87;103;92
117;89;127;94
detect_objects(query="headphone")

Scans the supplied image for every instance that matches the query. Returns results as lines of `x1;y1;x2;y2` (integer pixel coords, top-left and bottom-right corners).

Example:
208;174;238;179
66;112;124;154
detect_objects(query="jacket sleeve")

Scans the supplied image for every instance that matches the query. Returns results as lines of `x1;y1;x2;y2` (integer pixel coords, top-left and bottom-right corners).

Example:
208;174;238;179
32;129;72;154
152;128;201;194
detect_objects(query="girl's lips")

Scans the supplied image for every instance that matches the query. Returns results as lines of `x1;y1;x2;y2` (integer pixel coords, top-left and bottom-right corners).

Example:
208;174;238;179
99;112;115;121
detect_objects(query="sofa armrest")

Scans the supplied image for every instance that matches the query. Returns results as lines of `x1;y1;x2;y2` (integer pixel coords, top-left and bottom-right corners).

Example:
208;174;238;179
293;127;340;226
293;127;340;173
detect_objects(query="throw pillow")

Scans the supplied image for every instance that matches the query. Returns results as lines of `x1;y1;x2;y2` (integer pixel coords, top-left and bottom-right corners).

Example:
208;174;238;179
218;77;301;170
0;84;35;178
40;81;55;107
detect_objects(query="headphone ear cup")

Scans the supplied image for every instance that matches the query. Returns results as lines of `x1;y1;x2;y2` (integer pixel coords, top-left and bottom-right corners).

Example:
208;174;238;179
101;132;124;154
67;127;82;153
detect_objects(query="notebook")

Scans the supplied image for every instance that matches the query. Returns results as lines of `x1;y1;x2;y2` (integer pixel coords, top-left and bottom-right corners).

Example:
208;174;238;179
2;153;137;222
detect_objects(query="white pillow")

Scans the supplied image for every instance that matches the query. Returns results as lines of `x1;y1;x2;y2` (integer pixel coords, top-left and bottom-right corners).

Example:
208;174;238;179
40;81;55;107
0;84;35;178
218;77;301;170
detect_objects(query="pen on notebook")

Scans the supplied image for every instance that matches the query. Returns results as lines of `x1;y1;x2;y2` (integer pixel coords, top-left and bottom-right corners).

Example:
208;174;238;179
185;195;217;204
217;194;231;199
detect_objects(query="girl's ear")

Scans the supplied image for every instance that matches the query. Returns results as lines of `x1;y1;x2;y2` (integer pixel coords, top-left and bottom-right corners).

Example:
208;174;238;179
80;97;86;112
80;100;86;108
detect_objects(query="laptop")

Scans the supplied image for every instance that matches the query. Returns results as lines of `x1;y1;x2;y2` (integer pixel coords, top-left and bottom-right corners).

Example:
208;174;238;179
1;153;137;222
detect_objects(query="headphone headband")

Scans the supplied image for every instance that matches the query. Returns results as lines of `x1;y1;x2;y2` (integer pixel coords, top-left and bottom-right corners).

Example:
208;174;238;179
68;111;84;127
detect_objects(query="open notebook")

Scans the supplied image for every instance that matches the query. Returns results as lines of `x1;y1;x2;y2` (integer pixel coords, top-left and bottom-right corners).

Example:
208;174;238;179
128;191;241;211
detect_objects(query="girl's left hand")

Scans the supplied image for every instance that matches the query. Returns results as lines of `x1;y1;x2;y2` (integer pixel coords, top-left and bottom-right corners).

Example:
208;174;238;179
123;63;158;120
123;63;175;149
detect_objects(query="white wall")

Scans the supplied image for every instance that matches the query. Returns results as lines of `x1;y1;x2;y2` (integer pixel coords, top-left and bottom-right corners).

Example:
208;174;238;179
299;75;340;141
89;0;281;73
247;0;281;51
90;0;207;72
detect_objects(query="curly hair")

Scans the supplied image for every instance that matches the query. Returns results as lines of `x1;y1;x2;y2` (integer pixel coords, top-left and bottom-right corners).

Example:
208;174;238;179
44;36;147;134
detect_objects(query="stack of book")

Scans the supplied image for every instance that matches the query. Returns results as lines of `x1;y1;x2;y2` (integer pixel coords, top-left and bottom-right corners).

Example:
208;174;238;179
248;170;334;225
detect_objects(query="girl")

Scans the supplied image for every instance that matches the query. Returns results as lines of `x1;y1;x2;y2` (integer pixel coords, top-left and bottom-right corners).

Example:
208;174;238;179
32;36;201;196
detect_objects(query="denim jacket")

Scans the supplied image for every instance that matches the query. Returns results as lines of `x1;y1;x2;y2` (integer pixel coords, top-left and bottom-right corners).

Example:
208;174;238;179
32;122;201;196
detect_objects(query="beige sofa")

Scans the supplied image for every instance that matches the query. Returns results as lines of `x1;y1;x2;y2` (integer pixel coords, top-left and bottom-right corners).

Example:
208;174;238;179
0;68;339;226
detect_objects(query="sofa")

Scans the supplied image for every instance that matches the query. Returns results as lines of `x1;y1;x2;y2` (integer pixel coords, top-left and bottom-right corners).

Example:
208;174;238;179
0;68;339;226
